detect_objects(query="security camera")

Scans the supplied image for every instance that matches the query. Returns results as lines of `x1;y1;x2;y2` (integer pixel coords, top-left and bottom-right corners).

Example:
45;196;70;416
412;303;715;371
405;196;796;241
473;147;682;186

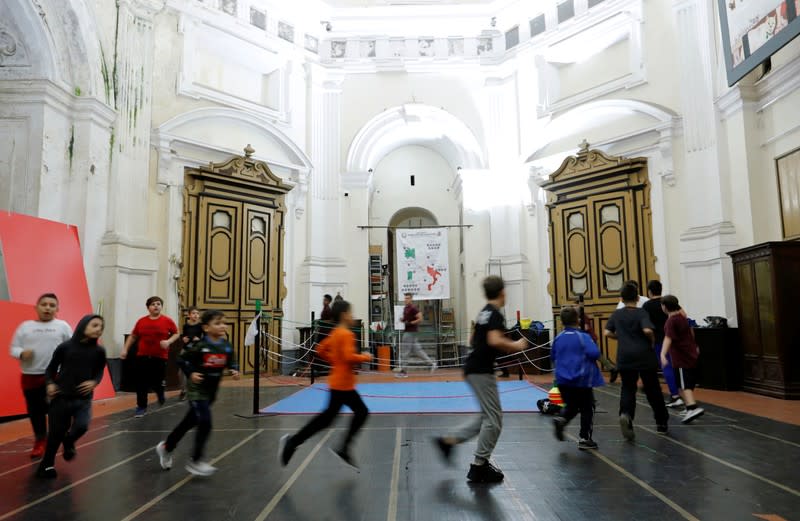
321;21;332;32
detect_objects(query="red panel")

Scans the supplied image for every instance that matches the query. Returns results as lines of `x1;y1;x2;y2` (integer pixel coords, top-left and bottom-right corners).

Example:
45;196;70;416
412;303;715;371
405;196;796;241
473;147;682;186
0;213;114;419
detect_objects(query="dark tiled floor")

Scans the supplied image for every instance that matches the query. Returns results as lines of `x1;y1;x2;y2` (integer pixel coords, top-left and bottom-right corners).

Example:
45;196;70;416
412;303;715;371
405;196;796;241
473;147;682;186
0;384;798;521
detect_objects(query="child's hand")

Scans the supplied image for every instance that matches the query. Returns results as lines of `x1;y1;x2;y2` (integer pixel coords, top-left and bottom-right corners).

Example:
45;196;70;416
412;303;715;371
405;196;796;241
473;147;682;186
160;340;170;349
230;370;240;380
47;384;60;398
515;338;527;352
20;349;34;362
191;372;204;384
182;336;190;344
660;355;669;368
77;380;97;395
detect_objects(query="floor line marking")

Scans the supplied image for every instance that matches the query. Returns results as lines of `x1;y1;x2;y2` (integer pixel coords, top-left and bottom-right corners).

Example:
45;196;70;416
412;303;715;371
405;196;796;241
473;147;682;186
637;425;800;497
253;429;335;521
387;428;402;521
0;444;154;520
569;434;701;521
0;431;125;478
727;424;800;448
593;387;740;422
119;429;264;521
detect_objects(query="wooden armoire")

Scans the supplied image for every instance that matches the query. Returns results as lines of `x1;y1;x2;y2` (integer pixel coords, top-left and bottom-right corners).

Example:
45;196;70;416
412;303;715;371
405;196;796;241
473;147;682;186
728;241;800;399
541;143;659;361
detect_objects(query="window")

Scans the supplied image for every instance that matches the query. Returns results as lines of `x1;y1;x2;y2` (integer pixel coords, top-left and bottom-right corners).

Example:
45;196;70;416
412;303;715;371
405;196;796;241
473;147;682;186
530;14;546;38
249;8;266;30
557;0;575;24
505;26;520;50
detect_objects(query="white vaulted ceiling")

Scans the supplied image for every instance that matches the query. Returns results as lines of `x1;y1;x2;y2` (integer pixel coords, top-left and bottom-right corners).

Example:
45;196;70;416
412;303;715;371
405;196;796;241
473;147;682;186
324;0;495;6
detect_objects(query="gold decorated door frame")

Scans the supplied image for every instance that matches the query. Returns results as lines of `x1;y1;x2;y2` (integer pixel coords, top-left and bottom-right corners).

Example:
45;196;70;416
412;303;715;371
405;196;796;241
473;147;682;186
542;143;659;361
181;147;292;374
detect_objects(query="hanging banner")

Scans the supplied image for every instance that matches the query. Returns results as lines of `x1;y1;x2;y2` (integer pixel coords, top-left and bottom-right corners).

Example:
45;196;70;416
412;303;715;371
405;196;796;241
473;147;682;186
395;228;450;300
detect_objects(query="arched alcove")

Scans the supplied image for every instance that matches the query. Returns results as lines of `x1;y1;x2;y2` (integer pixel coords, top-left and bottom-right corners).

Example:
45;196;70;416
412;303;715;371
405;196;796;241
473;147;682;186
389;207;438;228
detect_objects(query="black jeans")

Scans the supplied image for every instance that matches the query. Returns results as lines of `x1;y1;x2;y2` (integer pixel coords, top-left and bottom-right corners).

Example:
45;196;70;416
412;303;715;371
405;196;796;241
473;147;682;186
135;356;166;409
165;400;212;462
619;369;669;426
40;397;91;468
291;390;369;451
558;385;595;440
23;385;49;441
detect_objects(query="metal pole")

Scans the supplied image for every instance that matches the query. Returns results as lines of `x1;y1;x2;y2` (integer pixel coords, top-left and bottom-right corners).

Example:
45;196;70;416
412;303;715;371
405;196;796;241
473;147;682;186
252;300;261;415
310;311;316;385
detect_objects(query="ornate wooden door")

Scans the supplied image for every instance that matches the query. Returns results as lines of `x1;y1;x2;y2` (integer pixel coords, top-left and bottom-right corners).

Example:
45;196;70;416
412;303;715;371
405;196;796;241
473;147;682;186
182;147;291;374
542;143;658;361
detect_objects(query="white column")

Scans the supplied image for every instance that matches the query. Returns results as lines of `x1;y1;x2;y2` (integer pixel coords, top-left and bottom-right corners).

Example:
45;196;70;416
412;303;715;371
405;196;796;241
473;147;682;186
672;0;739;323
99;0;164;353
300;64;348;315
482;73;530;319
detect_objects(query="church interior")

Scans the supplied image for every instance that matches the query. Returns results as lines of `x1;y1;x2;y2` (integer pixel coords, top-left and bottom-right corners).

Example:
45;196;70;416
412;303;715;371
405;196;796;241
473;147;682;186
1;0;799;519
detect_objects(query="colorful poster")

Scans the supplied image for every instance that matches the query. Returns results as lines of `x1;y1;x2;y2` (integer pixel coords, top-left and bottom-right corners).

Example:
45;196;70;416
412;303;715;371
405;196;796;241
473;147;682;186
395;228;450;301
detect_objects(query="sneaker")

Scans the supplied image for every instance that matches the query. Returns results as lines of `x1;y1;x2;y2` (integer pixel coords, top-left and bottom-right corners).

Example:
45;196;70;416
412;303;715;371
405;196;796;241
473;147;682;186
434;437;453;465
179;390;187;402
278;434;296;467
156;442;173;470
185;460;217;476
666;397;685;408
578;438;598;450
63;440;76;462
553;416;567;442
430;362;437;373
30;439;46;459
330;448;359;470
656;424;669;434
609;369;619;383
467;462;504;483
157;395;166;407
619;414;635;441
394;372;409;379
134;407;146;418
681;407;705;424
35;466;57;479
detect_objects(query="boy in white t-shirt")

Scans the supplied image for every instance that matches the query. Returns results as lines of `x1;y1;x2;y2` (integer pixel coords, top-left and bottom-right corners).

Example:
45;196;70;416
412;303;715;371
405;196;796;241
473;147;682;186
9;293;73;458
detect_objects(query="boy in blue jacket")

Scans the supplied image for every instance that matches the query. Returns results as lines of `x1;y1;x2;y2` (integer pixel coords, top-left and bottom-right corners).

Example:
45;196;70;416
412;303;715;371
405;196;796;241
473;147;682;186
551;306;604;450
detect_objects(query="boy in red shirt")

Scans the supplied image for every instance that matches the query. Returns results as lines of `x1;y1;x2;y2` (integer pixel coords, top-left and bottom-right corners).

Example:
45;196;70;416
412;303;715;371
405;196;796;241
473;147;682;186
660;295;704;424
279;300;372;469
121;296;180;417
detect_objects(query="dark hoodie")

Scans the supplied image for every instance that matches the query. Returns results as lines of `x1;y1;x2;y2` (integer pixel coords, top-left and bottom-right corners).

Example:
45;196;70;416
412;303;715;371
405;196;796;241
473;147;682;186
45;314;107;399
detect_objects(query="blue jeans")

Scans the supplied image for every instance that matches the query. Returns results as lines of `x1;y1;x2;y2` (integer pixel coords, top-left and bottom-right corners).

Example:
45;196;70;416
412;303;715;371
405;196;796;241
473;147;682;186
41;397;92;468
655;342;679;397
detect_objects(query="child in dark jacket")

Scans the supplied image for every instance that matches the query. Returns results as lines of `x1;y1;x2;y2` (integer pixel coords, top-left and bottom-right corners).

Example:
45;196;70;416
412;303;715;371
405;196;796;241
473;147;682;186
156;310;239;477
552;306;604;450
36;314;107;478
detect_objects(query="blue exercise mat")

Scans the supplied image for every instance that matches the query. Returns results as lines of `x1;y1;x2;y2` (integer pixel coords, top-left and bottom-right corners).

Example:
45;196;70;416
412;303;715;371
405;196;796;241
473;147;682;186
261;380;547;414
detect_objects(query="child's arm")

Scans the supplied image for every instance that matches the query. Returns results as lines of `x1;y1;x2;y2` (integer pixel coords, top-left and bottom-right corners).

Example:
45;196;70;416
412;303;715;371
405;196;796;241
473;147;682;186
78;348;107;396
226;343;240;379
487;330;526;353
603;315;617;340
660;336;672;368
45;344;65;397
583;336;601;361
9;323;29;361
178;343;200;377
121;328;138;359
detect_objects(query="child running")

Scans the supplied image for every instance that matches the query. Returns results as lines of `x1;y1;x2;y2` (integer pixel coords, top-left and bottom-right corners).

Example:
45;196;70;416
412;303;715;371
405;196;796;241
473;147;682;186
433;276;527;483
660;295;705;423
279;299;372;469
9;293;72;459
552;306;605;450
156;310;239;476
36;315;107;478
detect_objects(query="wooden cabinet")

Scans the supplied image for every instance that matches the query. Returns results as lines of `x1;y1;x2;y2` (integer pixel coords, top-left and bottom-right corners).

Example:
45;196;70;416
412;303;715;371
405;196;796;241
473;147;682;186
728;242;800;399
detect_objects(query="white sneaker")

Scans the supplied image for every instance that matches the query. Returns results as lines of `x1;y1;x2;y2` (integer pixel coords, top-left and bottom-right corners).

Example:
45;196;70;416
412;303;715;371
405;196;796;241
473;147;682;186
430;362;437;373
681;407;705;424
186;460;217;476
666;397;685;408
156;442;172;470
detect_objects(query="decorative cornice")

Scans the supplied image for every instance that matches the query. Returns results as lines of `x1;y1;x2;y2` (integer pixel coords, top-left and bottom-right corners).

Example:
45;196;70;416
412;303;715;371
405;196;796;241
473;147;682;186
715;84;759;121
341;170;371;190
716;54;800;121
0;79;116;125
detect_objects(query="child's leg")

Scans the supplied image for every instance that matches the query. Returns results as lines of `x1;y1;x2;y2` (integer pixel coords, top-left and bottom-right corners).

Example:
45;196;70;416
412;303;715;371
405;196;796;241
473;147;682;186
557;385;581;424
640;370;669;426
618;370;639;420
290;391;345;446
578;389;595;440
191;401;212;462
340;391;369;451
39;398;70;469
134;357;149;410
675;368;699;407
65;400;92;445
465;374;502;464
152;359;167;404
165;403;199;451
22;382;48;442
655;343;680;398
410;336;433;365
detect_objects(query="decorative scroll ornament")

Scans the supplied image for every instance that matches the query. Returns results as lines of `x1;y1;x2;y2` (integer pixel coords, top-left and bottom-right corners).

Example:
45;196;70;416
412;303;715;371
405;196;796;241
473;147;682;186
0;30;17;57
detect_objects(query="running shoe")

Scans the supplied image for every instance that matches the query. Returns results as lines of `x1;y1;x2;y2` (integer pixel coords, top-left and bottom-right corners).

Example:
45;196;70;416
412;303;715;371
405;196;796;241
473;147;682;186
467;462;504;483
278;434;296;466
186;460;217;476
63;439;76;461
134;407;146;418
656;424;669;434
681;408;705;424
577;438;599;450
156;441;173;470
331;448;359;470
35;466;57;479
619;413;635;441
666;397;685;408
30;439;45;459
433;437;453;465
430;362;437;373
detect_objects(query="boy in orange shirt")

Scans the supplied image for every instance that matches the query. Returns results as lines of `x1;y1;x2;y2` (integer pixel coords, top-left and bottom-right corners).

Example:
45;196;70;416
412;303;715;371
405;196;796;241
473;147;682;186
279;299;372;469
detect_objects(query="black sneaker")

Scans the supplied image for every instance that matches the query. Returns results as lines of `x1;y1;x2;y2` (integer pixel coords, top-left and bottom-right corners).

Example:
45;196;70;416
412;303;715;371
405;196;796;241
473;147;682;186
656;424;669;434
434;437;453;465
467;462;504;483
36;466;57;479
278;434;296;467
63;440;76;461
578;438;598;450
619;413;635;441
553;416;567;441
609;368;619;383
331;448;359;470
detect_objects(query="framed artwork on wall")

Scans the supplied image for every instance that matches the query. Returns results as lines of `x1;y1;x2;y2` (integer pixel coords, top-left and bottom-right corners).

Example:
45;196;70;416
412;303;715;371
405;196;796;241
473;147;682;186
776;146;800;240
717;0;800;86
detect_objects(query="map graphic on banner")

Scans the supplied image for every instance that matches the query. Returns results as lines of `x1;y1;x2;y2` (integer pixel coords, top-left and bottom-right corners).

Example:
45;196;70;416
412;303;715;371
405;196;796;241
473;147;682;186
396;228;450;300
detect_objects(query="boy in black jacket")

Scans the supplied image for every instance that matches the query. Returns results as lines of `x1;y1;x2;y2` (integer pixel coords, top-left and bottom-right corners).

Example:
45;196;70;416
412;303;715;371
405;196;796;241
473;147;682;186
36;315;107;478
156;310;239;476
